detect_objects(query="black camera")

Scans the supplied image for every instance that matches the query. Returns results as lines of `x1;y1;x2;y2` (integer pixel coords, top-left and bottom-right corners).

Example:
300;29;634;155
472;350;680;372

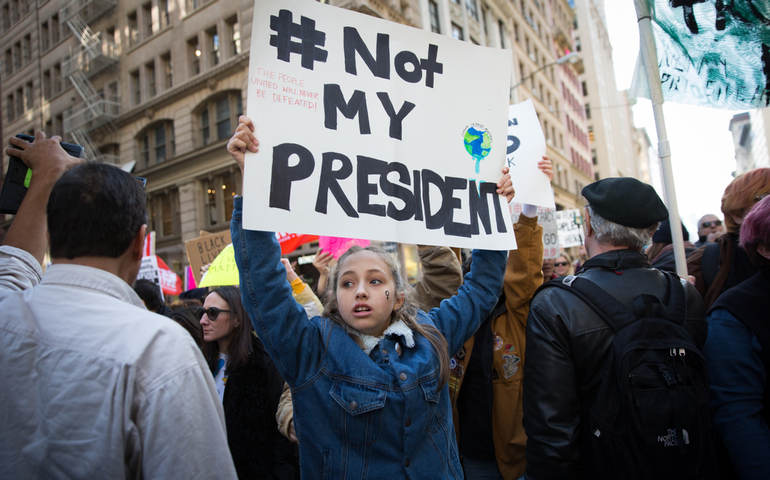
0;134;85;215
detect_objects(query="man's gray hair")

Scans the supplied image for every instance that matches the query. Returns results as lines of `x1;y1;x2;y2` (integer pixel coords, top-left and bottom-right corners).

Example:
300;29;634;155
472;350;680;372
586;205;658;249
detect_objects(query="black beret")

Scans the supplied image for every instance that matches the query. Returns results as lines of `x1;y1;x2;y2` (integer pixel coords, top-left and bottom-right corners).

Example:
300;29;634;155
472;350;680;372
652;219;689;244
582;177;667;228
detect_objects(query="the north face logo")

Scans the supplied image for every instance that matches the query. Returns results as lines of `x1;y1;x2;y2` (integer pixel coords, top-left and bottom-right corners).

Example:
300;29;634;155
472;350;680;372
657;428;689;447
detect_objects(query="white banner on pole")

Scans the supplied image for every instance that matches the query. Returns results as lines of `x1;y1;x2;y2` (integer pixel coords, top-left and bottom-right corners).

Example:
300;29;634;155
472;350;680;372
506;100;554;208
243;0;515;250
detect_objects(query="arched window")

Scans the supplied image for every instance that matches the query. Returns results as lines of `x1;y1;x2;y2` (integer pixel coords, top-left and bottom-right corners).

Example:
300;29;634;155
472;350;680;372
136;120;175;169
194;90;242;147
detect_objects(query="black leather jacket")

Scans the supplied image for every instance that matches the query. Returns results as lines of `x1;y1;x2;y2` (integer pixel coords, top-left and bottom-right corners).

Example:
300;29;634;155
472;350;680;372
523;249;708;480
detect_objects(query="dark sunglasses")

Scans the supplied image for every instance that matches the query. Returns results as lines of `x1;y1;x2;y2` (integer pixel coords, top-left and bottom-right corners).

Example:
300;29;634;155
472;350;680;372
195;306;230;320
701;220;722;228
554;261;569;267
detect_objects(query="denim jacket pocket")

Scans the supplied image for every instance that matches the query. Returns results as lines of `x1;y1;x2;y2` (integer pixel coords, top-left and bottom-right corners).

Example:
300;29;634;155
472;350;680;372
330;380;387;446
421;376;442;433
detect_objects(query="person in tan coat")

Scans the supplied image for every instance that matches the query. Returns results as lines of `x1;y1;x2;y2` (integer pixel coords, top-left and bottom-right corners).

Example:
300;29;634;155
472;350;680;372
449;157;552;480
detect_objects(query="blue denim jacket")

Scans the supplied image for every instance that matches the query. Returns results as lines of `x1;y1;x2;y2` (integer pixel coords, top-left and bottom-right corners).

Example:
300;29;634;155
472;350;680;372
231;197;505;479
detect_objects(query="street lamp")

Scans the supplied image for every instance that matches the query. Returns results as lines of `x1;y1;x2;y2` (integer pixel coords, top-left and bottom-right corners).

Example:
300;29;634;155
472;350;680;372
510;51;580;94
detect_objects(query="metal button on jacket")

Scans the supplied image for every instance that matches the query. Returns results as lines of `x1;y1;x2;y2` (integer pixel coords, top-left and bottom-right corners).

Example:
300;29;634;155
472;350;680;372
349;401;358;410
405;418;411;427
399;373;407;381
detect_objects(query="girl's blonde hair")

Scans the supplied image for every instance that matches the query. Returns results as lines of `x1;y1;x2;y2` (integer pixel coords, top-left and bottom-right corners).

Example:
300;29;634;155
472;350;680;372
323;245;451;389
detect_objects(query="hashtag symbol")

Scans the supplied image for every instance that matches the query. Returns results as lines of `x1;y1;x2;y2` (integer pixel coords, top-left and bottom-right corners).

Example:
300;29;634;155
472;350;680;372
269;10;328;71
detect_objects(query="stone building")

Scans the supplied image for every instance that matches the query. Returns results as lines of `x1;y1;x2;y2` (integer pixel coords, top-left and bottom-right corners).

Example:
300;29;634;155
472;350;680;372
1;0;617;278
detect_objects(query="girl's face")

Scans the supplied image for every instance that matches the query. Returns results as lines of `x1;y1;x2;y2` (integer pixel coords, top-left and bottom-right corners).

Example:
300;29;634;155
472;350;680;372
554;256;570;276
200;292;235;346
335;250;404;337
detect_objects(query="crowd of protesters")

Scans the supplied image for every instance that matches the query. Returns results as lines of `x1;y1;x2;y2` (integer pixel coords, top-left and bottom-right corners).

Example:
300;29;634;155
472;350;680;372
0;125;768;480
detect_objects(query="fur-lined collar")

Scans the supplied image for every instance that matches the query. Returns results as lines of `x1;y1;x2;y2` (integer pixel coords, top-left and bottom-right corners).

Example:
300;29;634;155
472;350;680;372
354;320;415;356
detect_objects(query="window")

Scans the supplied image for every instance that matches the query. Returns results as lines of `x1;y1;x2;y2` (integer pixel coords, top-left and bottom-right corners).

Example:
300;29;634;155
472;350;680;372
204;171;240;227
51;14;60;44
513;22;519;43
498;20;505;48
525;37;530;55
11;0;18;22
6;95;13;122
591;149;598;165
106;26;116;43
142;2;153;38
187;0;202;12
451;23;463;41
197;91;242;147
146;61;156;97
43;70;51;99
2;4;9;31
226;16;241;55
54;113;63;135
148;190;179;238
25;81;32;111
585;103;591;119
575;37;581;52
428;1;440;34
188;36;201;75
161;51;173;89
207;26;220;67
128;11;139;47
466;0;478;20
588;126;594;143
130;69;141;105
519;62;524;79
13;42;21;69
41;21;49;51
53;63;61;95
3;49;11;76
15;87;23;116
581;81;588;96
138;121;175;168
160;0;170;29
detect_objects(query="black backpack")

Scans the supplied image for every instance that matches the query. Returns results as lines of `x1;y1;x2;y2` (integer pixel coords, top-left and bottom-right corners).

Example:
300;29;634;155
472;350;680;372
541;272;713;479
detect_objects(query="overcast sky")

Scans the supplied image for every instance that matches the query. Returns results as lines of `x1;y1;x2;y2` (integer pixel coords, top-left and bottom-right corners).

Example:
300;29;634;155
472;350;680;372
602;1;741;238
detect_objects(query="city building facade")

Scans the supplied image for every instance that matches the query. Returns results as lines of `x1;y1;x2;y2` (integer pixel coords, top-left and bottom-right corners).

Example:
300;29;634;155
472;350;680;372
1;0;640;280
729;109;770;176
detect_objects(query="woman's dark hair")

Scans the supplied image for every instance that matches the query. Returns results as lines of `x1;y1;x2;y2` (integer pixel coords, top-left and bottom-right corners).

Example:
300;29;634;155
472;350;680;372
200;286;254;374
47;163;148;259
133;279;165;312
170;306;203;348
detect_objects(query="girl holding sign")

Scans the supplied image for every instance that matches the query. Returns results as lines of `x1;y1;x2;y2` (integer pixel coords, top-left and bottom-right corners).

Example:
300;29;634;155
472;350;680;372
227;116;513;478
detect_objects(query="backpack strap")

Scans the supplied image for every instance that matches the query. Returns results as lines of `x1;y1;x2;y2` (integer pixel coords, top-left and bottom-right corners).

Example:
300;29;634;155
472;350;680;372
700;242;720;292
536;271;687;332
537;275;637;333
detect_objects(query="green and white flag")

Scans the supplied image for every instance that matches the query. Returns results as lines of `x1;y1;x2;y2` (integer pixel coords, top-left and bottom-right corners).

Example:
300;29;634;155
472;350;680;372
630;0;770;109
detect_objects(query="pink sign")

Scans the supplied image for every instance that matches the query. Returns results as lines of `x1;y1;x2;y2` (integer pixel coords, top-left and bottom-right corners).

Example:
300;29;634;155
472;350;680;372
318;236;370;259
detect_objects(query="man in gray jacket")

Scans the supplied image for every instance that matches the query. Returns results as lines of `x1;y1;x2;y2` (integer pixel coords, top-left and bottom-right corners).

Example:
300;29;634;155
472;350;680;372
0;133;237;479
522;177;708;480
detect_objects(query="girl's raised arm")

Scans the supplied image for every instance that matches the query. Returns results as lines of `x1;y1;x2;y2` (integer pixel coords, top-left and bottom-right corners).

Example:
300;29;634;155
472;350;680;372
228;118;325;386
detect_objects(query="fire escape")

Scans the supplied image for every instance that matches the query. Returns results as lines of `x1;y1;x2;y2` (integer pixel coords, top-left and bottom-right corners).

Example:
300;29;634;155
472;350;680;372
60;0;120;164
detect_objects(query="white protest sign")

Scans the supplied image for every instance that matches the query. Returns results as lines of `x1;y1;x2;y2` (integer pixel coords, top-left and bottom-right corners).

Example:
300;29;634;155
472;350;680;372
506;100;553;208
244;0;515;250
555;209;585;248
136;255;164;301
510;204;559;259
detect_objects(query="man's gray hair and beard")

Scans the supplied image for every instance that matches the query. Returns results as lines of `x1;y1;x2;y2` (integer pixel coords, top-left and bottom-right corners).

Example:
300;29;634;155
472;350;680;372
587;205;659;249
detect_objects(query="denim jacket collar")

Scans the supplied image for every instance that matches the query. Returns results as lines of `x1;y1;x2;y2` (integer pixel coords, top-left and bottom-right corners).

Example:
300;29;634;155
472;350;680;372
354;319;415;355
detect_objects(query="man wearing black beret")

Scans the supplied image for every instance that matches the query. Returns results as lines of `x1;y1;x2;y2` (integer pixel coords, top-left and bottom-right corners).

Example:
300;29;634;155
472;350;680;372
522;177;709;480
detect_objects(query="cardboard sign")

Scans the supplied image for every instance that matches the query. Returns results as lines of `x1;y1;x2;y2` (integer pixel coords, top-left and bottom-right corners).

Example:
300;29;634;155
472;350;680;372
555;209;585;248
185;229;232;285
511;204;559;259
243;0;515;250
506;100;554;208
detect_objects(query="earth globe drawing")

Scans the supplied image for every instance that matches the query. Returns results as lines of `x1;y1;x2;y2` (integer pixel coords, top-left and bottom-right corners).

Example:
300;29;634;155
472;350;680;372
463;126;492;174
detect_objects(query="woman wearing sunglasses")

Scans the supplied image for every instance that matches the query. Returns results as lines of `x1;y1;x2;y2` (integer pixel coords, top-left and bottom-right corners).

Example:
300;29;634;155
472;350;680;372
552;252;574;277
198;286;297;479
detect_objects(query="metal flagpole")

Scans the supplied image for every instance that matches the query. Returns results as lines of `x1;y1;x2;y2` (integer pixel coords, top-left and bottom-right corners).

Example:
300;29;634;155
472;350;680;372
633;0;688;279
